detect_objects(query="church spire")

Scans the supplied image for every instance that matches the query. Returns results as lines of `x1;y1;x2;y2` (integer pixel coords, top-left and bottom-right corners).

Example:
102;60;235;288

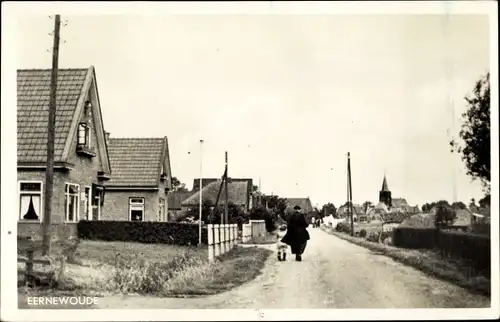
381;174;389;191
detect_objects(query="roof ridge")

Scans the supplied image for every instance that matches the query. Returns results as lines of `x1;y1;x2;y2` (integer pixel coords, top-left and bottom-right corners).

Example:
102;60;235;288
17;68;90;72
109;137;165;140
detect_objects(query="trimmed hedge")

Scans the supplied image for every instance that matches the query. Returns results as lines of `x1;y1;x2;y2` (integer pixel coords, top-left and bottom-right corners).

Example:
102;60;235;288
393;227;490;278
77;221;208;246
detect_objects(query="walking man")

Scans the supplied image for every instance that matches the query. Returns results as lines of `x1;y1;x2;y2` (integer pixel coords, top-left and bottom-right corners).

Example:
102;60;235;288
281;205;310;261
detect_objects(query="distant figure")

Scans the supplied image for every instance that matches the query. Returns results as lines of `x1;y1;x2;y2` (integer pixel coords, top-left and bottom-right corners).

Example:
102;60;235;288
276;224;288;261
311;216;316;228
281;205;310;261
316;218;321;228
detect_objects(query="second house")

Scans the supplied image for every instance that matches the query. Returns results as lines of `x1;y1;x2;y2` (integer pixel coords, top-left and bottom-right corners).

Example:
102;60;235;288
102;136;173;221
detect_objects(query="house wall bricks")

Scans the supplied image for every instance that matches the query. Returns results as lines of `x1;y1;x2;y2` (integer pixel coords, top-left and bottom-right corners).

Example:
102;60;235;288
102;190;161;221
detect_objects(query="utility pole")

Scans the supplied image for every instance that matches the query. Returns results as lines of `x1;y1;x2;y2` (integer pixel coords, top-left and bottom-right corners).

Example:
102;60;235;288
347;152;354;236
224;151;229;225
42;14;61;256
198;139;204;246
259;176;262;207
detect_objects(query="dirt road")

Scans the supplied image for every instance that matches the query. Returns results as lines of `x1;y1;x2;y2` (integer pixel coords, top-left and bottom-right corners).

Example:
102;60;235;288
96;228;490;309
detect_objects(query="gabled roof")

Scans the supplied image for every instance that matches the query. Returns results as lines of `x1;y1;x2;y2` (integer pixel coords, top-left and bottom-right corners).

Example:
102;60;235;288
168;191;193;209
17;66;111;173
106;137;171;187
192;178;253;193
182;180;249;207
392;198;409;208
286;198;314;213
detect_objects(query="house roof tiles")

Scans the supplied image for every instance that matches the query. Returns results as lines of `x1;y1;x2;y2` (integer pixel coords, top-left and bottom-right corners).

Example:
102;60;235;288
106;137;167;186
17;68;89;162
286;198;314;213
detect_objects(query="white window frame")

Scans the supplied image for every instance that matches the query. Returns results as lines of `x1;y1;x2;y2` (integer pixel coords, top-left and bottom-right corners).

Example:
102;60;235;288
83;186;92;220
129;197;145;221
78;123;91;148
65;183;80;222
18;180;44;222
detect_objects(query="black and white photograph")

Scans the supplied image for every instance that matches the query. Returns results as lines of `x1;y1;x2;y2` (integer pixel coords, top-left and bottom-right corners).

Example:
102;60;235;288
1;1;498;321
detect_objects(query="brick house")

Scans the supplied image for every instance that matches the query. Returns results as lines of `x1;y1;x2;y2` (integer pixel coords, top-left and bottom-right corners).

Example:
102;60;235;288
17;67;111;239
102;137;173;222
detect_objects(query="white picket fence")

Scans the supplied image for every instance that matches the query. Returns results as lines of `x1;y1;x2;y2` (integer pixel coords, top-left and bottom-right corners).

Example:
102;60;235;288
241;220;266;243
206;224;238;262
242;223;252;243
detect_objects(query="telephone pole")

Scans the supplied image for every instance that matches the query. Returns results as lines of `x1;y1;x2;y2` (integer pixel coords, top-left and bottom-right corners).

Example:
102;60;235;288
224;151;229;225
198;139;203;246
42;14;61;256
347;152;354;236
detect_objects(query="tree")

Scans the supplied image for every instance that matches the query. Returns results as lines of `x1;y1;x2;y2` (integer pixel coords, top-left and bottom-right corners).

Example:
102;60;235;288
451;72;490;192
469;198;477;209
171;176;189;192
434;202;456;229
451;201;467;210
320;203;337;218
362;201;373;213
478;194;490;209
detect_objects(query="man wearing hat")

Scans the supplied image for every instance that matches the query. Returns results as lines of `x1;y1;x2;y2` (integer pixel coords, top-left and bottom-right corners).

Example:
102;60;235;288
281;205;310;261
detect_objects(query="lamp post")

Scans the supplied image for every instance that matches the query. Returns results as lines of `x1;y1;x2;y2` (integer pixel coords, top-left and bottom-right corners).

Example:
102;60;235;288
198;139;204;246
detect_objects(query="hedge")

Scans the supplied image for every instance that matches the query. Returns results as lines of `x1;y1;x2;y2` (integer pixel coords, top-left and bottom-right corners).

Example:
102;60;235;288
393;227;490;278
77;221;208;246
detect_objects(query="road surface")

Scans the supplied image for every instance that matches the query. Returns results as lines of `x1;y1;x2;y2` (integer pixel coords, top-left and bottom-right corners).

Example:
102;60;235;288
97;228;490;309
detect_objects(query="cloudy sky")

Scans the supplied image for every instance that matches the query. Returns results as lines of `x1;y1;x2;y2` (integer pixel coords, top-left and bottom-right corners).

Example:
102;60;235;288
14;11;490;207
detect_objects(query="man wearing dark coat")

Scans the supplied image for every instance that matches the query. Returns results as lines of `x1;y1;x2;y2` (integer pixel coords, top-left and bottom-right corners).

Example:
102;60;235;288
281;205;310;261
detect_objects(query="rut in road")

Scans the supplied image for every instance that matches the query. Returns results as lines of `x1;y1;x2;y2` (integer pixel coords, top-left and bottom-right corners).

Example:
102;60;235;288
96;228;490;309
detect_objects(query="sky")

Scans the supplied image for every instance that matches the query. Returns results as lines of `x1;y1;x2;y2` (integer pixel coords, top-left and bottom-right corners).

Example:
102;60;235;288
14;13;491;208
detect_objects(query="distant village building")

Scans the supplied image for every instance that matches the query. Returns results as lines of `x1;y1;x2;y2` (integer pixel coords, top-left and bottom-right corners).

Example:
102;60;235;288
182;179;253;212
365;175;420;220
285;198;314;214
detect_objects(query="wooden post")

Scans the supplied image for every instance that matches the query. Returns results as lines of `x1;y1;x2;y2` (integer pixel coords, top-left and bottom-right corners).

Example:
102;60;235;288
42;14;61;256
214;224;220;257
224;151;229;225
207;224;214;262
348;152;354;236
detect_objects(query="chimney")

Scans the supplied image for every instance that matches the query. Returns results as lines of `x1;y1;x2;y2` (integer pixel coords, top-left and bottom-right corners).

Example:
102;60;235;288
104;131;110;145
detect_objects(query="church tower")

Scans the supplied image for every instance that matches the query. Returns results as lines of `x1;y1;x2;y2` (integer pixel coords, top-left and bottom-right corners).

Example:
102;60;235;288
379;175;392;207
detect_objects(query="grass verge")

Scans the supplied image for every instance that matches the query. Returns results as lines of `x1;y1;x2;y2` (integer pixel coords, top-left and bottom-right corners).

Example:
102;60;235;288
164;246;272;296
18;239;271;305
321;226;490;296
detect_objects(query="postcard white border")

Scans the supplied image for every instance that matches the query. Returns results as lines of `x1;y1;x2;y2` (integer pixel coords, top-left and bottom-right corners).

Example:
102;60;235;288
2;1;499;321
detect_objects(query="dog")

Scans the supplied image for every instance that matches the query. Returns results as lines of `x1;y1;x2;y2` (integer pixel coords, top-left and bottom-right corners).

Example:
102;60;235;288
276;224;288;261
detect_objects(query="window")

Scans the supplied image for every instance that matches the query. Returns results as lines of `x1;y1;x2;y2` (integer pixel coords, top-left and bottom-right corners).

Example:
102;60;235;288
83;186;92;220
158;198;165;222
129;198;145;221
65;183;80;222
19;181;43;221
78;123;91;148
91;184;104;220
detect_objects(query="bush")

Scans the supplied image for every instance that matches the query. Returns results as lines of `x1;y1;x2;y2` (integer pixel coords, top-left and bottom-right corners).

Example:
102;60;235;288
392;227;490;278
335;221;351;234
359;229;367;238
78;221;208;246
366;231;380;243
